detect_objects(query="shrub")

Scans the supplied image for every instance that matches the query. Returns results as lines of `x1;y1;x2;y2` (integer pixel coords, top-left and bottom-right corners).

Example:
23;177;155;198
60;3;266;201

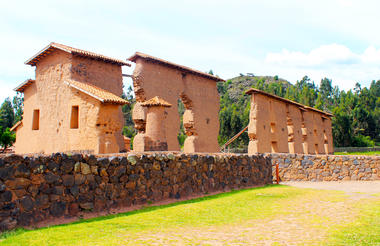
352;134;375;147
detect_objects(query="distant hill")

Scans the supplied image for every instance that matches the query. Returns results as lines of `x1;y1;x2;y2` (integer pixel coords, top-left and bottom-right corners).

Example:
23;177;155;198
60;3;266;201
221;74;291;102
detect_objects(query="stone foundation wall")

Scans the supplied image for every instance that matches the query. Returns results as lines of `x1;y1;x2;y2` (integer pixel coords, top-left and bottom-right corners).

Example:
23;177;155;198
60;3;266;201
0;153;272;231
270;153;380;181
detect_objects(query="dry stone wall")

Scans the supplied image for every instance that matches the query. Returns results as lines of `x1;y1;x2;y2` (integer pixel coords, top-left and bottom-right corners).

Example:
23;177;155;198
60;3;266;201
270;153;380;181
0;153;272;231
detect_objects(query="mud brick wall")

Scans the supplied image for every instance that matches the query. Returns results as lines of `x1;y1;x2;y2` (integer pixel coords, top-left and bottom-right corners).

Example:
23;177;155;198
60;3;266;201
270;153;380;181
0;153;272;231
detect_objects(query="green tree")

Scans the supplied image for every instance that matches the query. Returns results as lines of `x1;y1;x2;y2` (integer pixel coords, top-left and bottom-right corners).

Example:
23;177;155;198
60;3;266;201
12;93;23;123
122;85;136;138
0;127;16;152
217;74;379;149
0;98;14;129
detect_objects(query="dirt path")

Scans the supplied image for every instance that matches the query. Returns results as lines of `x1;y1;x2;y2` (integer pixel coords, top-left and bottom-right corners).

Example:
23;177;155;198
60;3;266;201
282;181;380;195
123;182;380;245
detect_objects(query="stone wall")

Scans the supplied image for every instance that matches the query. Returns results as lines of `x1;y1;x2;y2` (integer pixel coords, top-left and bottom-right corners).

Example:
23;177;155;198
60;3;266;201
0;153;272;231
270;153;380;181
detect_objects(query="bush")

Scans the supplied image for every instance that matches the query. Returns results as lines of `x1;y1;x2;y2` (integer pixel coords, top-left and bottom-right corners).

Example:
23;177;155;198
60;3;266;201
0;127;16;152
352;134;375;147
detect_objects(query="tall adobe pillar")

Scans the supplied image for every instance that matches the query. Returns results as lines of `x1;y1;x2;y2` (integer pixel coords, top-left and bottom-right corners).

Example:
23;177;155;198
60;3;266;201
128;52;224;152
140;96;172;151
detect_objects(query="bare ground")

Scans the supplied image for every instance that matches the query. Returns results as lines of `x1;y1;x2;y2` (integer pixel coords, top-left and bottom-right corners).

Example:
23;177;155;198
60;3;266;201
120;181;380;246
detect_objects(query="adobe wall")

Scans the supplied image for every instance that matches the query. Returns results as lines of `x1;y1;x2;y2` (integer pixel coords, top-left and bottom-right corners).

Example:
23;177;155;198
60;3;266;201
270;153;380;181
132;59;220;152
14;51;125;154
14;50;73;154
0;153;272;231
70;55;125;150
247;93;333;155
71;56;123;95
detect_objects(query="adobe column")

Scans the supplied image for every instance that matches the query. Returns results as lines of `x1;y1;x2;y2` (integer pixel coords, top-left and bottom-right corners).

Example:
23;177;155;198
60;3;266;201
141;96;172;151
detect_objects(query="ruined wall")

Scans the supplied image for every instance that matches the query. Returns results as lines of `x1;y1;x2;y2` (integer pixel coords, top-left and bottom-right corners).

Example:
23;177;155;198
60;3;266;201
14;51;125;154
70;56;125;150
270;153;380;181
132;59;220;152
247;92;333;155
0;153;272;231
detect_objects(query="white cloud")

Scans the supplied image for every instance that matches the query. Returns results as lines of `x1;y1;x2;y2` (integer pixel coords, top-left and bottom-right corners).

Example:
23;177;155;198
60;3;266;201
264;44;380;90
266;44;358;67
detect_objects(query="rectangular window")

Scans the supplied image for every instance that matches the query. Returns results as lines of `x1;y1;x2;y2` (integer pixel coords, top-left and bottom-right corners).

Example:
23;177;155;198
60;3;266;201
70;106;79;129
32;109;40;130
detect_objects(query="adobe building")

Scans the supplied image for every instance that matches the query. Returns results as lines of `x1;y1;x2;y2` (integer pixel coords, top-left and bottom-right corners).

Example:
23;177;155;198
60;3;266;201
128;52;224;153
246;88;333;155
11;42;130;154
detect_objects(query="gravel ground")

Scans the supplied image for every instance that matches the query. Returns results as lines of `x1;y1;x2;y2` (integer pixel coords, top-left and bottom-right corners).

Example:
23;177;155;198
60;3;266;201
282;181;380;195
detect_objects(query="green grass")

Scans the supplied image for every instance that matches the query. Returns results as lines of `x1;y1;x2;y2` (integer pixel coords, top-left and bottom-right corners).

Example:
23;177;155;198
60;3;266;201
334;151;380;155
327;199;380;245
0;185;379;245
0;185;309;246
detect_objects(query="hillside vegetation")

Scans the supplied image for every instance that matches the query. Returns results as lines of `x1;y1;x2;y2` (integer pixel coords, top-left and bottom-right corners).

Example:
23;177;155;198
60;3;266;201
218;74;380;149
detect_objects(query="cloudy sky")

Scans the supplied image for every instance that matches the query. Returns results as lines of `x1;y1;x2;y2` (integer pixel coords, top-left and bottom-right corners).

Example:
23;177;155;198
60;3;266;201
0;0;379;102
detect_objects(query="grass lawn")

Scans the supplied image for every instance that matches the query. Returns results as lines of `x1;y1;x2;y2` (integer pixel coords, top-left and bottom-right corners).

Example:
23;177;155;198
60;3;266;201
335;151;380;156
0;185;379;245
327;198;380;245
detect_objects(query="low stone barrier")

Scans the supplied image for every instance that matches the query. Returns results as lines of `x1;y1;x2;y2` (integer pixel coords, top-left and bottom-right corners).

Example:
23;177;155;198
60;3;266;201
269;153;380;182
0;153;272;231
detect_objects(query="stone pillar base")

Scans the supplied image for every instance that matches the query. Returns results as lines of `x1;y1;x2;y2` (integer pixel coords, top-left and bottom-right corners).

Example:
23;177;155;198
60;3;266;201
133;133;147;152
288;142;295;154
302;142;309;154
248;140;259;155
183;136;198;153
324;143;329;154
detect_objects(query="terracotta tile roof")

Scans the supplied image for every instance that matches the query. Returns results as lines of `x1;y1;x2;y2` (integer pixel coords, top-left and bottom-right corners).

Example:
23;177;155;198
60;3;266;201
10;121;23;132
25;42;131;67
14;79;35;92
141;96;172;107
65;79;129;105
128;52;225;82
245;88;333;117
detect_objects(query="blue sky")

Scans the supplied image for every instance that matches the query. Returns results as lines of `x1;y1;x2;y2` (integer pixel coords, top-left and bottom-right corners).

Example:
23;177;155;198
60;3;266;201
1;0;380;102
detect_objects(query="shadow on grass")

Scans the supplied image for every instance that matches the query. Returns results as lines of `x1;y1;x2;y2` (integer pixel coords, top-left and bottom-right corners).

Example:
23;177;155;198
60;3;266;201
1;184;286;239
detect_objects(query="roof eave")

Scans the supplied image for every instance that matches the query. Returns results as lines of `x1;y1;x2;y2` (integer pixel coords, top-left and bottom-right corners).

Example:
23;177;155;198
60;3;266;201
24;43;62;66
64;80;129;105
64;80;105;103
245;88;333;117
71;52;131;67
128;52;225;82
26;42;131;67
14;79;35;92
10;121;22;132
